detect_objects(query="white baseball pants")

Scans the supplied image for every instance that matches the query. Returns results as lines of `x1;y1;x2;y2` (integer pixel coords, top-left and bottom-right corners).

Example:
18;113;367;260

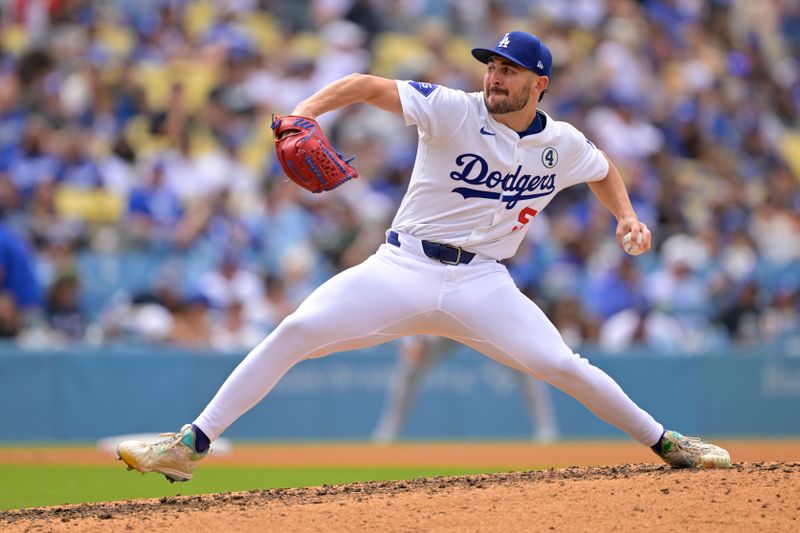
194;231;664;446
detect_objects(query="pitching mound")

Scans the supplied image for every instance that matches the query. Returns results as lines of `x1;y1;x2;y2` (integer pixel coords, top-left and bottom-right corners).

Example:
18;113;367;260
2;462;798;532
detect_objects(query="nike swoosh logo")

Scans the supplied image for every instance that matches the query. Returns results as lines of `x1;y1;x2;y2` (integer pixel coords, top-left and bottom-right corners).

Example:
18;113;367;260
480;127;495;136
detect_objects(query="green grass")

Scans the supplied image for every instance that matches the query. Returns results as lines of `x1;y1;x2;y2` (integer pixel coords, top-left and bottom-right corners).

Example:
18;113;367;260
0;465;507;511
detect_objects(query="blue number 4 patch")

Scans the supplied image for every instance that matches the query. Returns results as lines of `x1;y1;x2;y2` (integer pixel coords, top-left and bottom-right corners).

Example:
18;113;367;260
409;81;438;97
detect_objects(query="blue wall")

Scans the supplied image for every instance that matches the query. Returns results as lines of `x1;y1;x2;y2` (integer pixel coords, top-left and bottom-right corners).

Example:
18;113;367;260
1;343;799;442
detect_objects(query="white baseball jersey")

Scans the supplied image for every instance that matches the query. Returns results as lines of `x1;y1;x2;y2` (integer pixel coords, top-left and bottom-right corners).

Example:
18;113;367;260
393;80;609;260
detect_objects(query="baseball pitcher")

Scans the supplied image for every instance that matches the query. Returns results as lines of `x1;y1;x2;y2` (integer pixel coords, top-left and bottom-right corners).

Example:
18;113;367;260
118;31;730;482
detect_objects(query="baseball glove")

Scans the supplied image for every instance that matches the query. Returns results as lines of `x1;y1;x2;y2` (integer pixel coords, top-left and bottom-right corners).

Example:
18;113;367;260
271;115;358;193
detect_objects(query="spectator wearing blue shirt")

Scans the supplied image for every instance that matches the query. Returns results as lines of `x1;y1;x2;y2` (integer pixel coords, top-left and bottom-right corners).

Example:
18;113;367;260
3;117;59;206
584;257;647;321
200;7;254;56
0;77;26;159
0;219;43;310
126;160;183;247
55;129;104;189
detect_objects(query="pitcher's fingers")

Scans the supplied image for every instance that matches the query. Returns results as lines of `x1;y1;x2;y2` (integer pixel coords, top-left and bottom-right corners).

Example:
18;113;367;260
638;224;652;252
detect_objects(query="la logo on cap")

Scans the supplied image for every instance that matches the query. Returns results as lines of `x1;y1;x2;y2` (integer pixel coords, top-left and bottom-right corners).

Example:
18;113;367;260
498;33;511;48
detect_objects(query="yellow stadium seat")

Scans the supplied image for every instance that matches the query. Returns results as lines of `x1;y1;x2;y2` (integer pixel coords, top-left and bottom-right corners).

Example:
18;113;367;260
123;115;151;148
55;187;124;224
133;64;170;109
184;0;215;40
1;24;28;55
779;131;800;183
241;121;274;172
134;61;217;113
372;32;432;78
97;22;134;58
169;60;218;112
124;115;168;158
242;12;280;53
290;32;323;60
445;35;479;72
189;129;217;155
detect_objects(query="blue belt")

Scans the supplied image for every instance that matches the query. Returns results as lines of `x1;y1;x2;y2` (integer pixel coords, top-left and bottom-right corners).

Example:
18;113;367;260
387;230;475;265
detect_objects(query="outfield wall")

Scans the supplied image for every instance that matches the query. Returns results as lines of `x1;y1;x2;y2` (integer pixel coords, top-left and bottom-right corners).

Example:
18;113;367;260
1;343;799;442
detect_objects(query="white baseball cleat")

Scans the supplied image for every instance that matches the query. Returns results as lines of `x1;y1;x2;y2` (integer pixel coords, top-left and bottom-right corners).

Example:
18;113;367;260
657;430;731;469
117;424;208;482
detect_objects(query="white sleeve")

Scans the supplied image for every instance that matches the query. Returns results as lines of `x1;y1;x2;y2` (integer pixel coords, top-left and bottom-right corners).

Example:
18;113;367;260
560;123;609;187
396;80;471;144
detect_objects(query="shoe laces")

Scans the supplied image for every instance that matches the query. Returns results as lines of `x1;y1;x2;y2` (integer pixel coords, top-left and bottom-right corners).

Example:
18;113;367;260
151;431;186;452
675;435;711;452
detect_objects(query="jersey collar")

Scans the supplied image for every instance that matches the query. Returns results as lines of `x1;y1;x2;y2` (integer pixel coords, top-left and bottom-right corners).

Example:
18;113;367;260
481;105;555;144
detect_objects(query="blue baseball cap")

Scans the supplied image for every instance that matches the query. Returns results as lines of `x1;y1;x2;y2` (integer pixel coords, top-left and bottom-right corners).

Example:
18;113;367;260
472;31;552;77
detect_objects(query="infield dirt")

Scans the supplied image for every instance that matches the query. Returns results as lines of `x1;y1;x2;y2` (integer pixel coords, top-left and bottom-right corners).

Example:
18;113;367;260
2;441;799;532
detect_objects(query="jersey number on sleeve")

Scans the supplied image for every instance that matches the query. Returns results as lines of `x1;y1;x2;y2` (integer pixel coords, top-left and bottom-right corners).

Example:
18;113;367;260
512;207;538;232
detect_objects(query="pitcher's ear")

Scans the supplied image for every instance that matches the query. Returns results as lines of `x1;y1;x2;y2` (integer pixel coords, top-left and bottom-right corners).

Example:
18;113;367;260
535;75;550;103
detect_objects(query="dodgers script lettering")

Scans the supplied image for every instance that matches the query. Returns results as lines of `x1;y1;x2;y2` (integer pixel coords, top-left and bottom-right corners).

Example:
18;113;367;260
449;153;556;209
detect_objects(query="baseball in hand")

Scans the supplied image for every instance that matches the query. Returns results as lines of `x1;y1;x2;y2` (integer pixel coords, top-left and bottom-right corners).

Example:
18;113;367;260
622;232;644;255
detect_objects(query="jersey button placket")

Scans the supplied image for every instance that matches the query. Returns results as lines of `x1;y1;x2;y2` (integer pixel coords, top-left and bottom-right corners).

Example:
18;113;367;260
501;144;524;224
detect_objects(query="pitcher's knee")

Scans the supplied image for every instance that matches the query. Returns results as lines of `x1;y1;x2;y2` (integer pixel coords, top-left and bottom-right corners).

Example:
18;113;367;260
270;316;328;354
534;353;590;388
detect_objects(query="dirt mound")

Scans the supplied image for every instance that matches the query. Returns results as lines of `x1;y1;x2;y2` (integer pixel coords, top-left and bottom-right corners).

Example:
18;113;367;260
2;462;798;532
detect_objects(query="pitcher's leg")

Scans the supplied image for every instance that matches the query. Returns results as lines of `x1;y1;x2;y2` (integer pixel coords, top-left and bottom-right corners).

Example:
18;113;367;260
445;268;663;446
194;251;439;441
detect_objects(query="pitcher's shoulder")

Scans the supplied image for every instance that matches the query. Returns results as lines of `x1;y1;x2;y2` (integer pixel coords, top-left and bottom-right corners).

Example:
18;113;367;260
540;112;593;147
540;111;582;136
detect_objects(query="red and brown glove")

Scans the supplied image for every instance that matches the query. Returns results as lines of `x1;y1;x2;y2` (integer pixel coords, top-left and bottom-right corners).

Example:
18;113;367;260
271;115;358;193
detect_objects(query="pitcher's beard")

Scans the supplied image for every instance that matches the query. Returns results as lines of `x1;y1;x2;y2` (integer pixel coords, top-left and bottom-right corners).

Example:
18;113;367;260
484;83;532;114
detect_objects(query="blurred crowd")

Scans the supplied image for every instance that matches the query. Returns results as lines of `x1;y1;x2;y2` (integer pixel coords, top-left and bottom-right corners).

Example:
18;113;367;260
0;0;798;354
